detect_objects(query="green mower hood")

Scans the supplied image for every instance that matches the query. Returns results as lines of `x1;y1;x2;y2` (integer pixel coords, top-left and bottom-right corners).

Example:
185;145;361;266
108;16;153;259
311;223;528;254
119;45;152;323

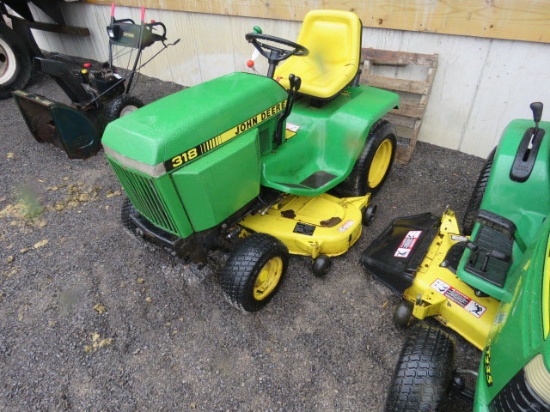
102;72;288;174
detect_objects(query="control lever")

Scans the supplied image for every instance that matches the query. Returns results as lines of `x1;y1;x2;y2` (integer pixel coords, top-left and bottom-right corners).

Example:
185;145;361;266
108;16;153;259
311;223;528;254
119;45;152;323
274;73;301;147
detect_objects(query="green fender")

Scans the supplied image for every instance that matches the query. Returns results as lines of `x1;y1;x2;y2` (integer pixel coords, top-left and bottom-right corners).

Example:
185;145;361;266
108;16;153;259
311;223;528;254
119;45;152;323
482;119;550;243
473;215;550;410
458;118;550;301
261;84;399;196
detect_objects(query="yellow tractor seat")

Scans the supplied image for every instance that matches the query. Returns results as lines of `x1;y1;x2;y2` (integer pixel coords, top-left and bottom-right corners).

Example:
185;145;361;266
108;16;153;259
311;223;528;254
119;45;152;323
274;10;362;100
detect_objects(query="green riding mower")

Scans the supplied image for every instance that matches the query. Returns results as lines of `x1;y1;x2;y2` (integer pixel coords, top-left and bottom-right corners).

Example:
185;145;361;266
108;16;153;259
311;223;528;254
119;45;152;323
362;102;550;411
102;10;400;312
12;5;177;159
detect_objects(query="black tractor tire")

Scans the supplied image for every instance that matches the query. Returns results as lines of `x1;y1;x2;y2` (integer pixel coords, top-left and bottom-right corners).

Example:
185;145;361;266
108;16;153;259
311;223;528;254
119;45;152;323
0;25;32;100
335;120;397;197
104;94;143;123
221;233;289;312
462;147;496;235
385;323;455;412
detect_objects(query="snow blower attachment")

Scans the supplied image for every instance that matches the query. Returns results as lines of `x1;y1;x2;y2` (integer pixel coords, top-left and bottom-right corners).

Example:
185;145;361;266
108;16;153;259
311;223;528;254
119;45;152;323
12;5;178;159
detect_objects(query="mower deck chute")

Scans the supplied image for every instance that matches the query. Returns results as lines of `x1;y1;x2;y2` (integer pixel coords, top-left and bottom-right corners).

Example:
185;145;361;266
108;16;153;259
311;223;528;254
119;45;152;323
361;212;440;295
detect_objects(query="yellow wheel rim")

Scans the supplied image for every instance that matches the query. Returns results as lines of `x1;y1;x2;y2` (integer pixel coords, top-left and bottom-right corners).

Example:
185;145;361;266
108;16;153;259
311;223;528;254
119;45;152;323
253;256;283;301
368;139;393;188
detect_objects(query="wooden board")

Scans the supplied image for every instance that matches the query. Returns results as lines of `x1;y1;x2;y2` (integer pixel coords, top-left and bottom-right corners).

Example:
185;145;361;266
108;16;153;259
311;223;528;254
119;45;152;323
85;0;550;44
360;48;438;165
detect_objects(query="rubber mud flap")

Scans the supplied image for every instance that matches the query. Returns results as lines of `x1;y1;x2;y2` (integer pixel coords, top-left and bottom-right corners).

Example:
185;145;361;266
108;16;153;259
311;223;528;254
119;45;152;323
361;213;440;294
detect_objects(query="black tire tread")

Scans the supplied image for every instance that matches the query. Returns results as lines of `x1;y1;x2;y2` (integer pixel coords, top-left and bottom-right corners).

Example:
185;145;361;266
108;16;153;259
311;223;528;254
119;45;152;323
462;147;496;235
104;94;143;123
335;120;397;197
385;324;455;412
221;233;289;312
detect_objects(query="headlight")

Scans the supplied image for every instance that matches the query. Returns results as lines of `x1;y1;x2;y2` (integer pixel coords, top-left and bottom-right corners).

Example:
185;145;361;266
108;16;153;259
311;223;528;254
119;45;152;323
107;25;121;41
525;354;550;406
491;354;550;411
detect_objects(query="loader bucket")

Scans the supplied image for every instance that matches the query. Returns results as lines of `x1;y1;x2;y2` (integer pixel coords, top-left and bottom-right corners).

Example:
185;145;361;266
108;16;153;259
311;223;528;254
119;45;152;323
12;90;102;159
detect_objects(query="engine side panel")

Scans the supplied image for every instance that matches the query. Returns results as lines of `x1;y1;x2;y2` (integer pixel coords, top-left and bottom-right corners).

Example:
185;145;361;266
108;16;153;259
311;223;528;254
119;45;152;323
172;129;261;231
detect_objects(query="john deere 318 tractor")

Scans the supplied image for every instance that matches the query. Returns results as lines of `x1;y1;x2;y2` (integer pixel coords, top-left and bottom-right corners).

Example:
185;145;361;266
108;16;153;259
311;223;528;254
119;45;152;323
102;10;400;312
362;102;550;411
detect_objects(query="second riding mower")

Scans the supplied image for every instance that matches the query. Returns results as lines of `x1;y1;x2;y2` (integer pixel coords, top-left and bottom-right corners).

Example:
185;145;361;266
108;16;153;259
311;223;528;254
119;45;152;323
102;10;400;312
12;5;177;159
362;102;550;411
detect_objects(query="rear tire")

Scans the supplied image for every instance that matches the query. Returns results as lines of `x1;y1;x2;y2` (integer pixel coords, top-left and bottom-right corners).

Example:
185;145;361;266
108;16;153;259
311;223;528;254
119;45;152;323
335;120;397;197
462;147;495;235
0;26;32;100
104;94;143;123
221;233;289;312
385;324;455;412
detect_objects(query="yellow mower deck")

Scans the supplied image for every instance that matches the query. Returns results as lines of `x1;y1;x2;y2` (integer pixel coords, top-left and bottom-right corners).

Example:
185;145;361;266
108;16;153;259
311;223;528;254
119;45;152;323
405;211;500;350
240;193;369;258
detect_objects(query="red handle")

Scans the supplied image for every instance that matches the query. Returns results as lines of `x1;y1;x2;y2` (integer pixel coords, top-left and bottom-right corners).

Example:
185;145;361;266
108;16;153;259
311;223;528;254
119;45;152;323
111;2;115;17
140;7;145;23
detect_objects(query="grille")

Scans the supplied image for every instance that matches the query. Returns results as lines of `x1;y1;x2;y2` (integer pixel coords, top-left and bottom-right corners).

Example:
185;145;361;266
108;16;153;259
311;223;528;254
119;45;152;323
490;368;549;411
110;161;180;235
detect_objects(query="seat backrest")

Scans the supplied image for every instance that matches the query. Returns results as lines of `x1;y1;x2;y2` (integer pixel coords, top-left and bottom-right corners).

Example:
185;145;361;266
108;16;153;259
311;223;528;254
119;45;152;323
274;10;362;99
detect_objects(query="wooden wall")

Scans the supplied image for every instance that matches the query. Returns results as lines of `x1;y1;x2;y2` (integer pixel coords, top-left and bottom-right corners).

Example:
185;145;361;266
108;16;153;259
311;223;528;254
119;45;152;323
85;0;550;44
28;2;550;159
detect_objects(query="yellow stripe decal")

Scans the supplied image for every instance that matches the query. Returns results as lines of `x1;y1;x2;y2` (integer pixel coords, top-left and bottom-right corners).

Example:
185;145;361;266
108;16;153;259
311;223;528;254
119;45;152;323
164;100;286;172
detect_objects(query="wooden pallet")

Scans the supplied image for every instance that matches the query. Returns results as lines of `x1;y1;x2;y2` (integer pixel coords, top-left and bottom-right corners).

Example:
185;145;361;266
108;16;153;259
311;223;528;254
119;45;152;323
360;48;438;165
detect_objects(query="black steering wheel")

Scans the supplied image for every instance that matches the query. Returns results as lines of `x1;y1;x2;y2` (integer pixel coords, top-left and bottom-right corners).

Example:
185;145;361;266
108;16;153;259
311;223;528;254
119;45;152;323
246;33;308;61
245;33;309;78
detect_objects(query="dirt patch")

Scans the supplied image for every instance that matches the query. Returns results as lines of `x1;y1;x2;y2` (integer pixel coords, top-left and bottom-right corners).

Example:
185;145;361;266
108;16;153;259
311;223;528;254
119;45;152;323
0;73;484;411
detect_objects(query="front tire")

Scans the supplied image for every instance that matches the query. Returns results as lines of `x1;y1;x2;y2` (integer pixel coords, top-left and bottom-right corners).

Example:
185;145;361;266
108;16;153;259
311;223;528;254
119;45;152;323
385;324;455;412
0;26;32;100
335;120;397;197
221;233;289;312
104;94;143;123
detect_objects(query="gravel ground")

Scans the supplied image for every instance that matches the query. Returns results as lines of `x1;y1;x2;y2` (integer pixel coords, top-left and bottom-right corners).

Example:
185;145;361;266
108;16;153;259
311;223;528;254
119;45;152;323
1;72;485;411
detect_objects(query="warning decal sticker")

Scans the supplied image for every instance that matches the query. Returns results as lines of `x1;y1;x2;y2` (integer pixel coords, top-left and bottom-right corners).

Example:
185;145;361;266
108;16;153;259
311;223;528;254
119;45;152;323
430;279;487;318
338;220;354;233
394;230;422;258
